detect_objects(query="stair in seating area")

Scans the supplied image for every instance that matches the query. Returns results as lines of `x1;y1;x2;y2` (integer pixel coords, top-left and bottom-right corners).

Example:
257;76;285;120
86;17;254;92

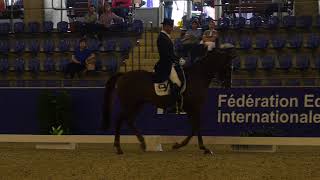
120;30;182;72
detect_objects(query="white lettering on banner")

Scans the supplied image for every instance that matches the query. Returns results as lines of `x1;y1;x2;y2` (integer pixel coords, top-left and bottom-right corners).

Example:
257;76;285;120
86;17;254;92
304;94;320;108
218;110;320;124
218;94;298;108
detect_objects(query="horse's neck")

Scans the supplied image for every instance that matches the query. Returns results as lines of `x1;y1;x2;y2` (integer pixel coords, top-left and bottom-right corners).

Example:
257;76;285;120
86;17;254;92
185;61;212;87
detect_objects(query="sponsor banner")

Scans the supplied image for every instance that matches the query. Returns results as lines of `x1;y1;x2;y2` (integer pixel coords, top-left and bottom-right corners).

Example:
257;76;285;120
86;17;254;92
1;88;320;136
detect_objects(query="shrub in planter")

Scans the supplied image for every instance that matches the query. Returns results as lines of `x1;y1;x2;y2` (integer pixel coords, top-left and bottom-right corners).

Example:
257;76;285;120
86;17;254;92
37;90;72;135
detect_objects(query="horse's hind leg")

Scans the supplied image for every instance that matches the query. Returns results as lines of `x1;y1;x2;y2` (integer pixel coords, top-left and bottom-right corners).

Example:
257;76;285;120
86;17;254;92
114;112;126;155
172;135;193;149
127;119;146;152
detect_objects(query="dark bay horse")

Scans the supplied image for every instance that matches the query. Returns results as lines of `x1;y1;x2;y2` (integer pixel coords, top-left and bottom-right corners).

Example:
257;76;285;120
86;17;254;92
103;49;236;155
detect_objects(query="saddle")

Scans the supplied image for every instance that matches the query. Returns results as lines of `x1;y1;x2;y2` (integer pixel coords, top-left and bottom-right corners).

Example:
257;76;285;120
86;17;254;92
153;65;186;96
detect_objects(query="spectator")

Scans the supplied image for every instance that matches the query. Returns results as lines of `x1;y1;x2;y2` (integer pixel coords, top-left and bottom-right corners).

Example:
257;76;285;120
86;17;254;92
162;0;178;19
64;38;96;79
99;3;123;28
182;19;202;44
200;19;218;51
112;0;131;18
84;5;98;24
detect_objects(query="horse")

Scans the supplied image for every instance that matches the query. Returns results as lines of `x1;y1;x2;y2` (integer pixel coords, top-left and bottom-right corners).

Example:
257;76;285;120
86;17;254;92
102;48;237;155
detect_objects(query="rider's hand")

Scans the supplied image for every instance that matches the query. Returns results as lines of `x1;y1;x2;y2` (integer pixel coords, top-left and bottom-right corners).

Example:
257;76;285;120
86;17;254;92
179;58;186;66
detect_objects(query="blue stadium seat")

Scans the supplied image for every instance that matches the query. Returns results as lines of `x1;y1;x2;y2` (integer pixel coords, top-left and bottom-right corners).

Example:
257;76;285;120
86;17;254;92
57;21;69;33
255;36;268;49
0;41;10;54
0;80;10;87
119;39;132;52
315;56;320;70
296;54;310;70
232;57;241;71
316;15;320;28
306;34;320;49
303;79;316;86
63;80;73;87
247;79;262;86
132;19;143;33
231;79;246;87
59;59;69;72
0;23;11;34
28;22;40;33
296;16;312;29
14;40;25;54
104;40;117;51
28;58;40;75
288;34;303;48
95;59;103;71
44;57;56;72
14;22;25;33
14;58;25;73
0;58;9;74
45;80;60;87
104;57;118;73
217;17;230;30
265;79;282;86
58;39;70;52
43;40;55;54
73;80;89;87
29;40;40;55
16;80;26;87
267;16;280;29
221;36;236;47
28;80;43;87
87;39;100;52
285;79;300;86
43;21;54;33
243;56;258;71
271;36;286;49
278;55;293;70
282;16;296;28
95;80;106;87
249;16;262;29
239;36;252;50
260;55;275;71
231;17;246;29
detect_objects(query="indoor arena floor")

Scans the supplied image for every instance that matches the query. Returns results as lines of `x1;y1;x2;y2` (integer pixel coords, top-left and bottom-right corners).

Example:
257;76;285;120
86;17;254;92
0;143;319;180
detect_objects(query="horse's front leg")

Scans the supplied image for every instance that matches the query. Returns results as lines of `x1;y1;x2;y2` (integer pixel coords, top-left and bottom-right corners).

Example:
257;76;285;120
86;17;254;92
198;134;214;155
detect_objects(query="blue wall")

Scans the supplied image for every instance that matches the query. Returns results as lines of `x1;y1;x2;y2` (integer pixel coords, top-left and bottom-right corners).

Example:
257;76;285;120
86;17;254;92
1;87;320;137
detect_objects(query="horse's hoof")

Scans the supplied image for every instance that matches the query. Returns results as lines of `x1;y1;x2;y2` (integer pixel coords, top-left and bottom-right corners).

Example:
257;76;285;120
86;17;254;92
116;149;124;155
204;149;214;155
172;142;181;149
140;143;146;152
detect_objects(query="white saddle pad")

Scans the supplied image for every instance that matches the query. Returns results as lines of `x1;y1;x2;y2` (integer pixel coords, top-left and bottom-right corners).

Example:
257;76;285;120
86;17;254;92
154;81;170;96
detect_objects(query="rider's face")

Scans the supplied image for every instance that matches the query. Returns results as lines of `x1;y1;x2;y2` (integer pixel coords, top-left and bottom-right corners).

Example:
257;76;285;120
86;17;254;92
163;25;173;34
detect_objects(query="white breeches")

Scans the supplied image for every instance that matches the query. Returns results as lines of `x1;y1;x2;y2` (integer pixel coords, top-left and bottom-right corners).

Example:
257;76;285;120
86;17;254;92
169;66;182;87
200;40;215;51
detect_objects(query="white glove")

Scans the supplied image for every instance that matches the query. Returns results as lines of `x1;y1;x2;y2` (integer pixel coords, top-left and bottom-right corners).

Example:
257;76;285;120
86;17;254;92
179;58;186;66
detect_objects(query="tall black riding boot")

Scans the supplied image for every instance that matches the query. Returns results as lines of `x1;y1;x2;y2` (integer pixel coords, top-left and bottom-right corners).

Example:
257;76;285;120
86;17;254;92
169;83;183;114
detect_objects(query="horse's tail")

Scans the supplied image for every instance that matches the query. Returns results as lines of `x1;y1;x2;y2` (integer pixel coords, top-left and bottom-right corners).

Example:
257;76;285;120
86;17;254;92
102;73;123;130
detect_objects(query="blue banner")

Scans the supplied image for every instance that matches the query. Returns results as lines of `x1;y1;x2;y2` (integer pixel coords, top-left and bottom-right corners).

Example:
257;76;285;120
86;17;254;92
1;88;320;136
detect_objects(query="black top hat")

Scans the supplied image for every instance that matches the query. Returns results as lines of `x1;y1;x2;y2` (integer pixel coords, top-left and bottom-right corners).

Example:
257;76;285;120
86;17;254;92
161;18;174;26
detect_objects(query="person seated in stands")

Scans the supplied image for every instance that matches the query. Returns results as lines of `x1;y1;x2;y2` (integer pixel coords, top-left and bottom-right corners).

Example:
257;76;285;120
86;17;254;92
64;38;96;79
200;19;218;51
181;19;203;63
99;3;124;28
81;5;99;37
112;0;131;19
183;19;202;43
84;5;98;24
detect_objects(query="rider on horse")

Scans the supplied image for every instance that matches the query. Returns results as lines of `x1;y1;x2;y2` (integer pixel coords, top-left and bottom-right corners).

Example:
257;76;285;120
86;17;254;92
154;18;184;113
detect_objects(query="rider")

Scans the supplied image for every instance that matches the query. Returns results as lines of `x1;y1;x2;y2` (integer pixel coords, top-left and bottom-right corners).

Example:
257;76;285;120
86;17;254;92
154;18;184;113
